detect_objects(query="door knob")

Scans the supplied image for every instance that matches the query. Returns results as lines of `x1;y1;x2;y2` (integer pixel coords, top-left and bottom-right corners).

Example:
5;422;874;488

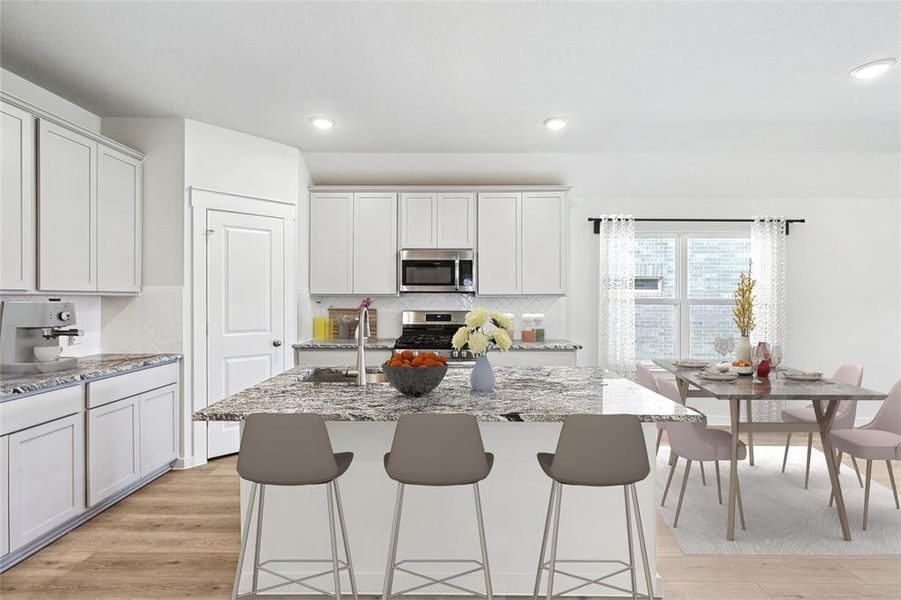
273;339;282;347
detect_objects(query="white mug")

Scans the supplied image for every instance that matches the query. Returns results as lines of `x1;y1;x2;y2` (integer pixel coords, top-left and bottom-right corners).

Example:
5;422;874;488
34;346;62;362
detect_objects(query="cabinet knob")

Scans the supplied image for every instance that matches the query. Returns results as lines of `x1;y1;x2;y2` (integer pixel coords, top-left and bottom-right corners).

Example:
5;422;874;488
272;339;282;347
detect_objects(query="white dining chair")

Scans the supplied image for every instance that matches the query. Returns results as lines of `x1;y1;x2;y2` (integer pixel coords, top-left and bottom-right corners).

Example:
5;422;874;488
780;364;864;488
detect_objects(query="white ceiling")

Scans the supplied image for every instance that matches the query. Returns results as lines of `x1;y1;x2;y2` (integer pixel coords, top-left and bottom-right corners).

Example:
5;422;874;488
1;1;898;153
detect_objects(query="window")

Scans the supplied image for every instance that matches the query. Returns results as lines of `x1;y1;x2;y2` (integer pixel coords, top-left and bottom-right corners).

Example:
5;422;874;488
635;234;750;361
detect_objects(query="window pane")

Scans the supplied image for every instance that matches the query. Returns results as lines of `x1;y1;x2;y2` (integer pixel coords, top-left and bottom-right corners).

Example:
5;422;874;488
689;304;735;360
687;237;750;299
636;304;676;360
635;237;676;298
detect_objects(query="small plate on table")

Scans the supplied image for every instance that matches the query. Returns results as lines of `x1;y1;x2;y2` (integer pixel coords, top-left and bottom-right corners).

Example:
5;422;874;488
783;371;824;382
674;359;707;369
699;371;739;382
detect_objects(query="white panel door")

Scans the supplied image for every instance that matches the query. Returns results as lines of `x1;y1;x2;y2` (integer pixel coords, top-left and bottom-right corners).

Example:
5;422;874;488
38;121;97;291
1;435;8;556
522;192;566;294
87;396;140;506
436;193;475;248
140;384;178;474
8;413;85;551
0;102;35;291
353;192;397;294
97;144;142;293
400;193;437;248
309;193;354;294
477;193;520;295
207;210;285;458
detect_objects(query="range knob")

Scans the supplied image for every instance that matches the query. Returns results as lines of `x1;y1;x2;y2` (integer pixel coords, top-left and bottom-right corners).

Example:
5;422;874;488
58;311;72;321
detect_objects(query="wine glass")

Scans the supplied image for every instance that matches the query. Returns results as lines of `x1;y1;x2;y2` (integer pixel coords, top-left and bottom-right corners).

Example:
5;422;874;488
770;345;783;370
752;343;766;382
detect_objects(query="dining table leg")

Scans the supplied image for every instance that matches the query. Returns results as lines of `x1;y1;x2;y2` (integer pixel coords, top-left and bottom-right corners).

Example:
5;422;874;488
812;399;851;541
726;398;742;541
745;400;755;466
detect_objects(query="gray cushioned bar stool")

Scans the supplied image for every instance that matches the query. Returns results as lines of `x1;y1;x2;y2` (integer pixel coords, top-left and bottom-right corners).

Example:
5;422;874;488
533;414;655;600
233;413;358;600
382;413;494;600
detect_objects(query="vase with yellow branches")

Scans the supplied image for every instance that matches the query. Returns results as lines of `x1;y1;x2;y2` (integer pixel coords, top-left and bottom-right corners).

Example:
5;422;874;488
732;266;756;363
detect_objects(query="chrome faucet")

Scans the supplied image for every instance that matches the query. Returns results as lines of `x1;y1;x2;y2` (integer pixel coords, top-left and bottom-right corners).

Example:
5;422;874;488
355;302;371;385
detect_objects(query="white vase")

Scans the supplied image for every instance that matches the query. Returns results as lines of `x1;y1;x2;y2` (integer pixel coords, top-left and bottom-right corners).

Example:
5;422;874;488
736;335;752;363
470;355;495;391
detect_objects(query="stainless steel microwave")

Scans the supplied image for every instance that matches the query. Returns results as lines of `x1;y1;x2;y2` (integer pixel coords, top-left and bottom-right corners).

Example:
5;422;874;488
398;249;475;293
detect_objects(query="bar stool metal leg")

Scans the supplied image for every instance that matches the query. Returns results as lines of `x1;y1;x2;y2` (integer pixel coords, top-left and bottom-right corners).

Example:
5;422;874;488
623;486;638;600
473;483;493;600
382;482;405;600
231;483;259;600
532;483;556;598
333;480;359;600
545;482;562;600
629;484;656;600
251;484;266;599
326;482;342;600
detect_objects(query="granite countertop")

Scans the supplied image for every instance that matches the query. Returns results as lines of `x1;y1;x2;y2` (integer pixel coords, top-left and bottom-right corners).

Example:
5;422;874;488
293;339;583;351
194;365;702;423
1;353;182;400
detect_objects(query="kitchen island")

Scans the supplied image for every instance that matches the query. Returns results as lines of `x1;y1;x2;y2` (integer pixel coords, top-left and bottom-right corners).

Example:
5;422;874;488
195;366;701;598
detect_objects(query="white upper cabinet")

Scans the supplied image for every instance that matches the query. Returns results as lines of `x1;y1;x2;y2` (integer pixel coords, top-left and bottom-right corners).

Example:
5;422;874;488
477;193;521;295
310;192;397;295
0;102;36;292
353;192;397;294
521;192;566;295
436;193;475;248
400;193;437;248
477;191;566;296
400;192;475;249
310;193;354;295
38;121;98;292
97;145;142;293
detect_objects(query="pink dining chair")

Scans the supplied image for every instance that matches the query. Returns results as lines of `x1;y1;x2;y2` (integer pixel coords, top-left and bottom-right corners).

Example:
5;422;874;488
660;420;747;529
780;364;864;488
830;379;901;530
635;362;710;487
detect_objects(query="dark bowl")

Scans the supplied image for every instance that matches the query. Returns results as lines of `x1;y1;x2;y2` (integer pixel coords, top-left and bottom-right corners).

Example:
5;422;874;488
381;364;448;397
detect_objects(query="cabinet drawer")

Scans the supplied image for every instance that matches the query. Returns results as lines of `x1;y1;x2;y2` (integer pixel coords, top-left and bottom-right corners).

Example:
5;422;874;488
86;362;179;409
0;385;83;436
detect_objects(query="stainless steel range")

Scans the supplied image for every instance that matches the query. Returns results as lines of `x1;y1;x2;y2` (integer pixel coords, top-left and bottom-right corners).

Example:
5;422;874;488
394;310;475;364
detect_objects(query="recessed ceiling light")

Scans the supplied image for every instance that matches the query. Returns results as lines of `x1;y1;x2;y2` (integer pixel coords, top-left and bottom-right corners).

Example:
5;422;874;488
849;58;896;80
308;116;335;130
543;117;568;131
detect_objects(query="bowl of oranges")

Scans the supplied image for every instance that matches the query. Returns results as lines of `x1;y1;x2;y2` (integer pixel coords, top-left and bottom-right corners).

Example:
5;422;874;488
382;351;448;397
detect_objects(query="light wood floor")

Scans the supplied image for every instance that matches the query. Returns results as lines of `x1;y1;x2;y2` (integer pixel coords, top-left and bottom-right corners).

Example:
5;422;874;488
1;432;898;599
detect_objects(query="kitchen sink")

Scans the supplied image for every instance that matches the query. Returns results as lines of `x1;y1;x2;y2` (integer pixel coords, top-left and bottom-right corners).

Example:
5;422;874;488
295;368;388;384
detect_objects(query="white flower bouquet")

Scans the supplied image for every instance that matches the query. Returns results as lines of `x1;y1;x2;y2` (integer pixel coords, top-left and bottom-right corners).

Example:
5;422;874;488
451;308;513;357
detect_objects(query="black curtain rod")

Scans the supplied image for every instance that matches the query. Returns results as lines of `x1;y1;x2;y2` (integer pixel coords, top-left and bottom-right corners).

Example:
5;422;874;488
587;217;806;235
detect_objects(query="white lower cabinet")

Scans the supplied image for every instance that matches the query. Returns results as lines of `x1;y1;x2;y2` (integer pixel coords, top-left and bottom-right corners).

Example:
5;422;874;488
1;435;8;556
139;384;178;475
8;413;85;552
87;396;140;506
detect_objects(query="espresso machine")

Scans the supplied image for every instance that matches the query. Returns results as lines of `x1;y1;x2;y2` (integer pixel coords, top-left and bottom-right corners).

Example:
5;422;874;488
0;300;84;374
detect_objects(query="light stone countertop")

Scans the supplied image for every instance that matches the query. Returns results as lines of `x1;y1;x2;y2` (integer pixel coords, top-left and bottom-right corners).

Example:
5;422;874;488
293;339;583;351
193;365;702;423
1;353;182;400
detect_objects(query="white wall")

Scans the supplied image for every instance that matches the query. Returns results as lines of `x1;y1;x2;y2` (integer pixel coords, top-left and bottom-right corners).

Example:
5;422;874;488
297;154;314;343
0;67;101;132
304;151;901;424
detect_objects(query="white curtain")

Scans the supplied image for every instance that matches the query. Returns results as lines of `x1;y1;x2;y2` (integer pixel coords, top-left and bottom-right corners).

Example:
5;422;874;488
598;216;636;378
751;216;788;419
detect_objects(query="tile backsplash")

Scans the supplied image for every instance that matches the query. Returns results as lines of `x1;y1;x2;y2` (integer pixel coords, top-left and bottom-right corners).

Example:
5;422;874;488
309;294;567;340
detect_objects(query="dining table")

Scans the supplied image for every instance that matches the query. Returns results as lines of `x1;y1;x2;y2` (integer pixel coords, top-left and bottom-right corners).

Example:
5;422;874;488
653;359;887;541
